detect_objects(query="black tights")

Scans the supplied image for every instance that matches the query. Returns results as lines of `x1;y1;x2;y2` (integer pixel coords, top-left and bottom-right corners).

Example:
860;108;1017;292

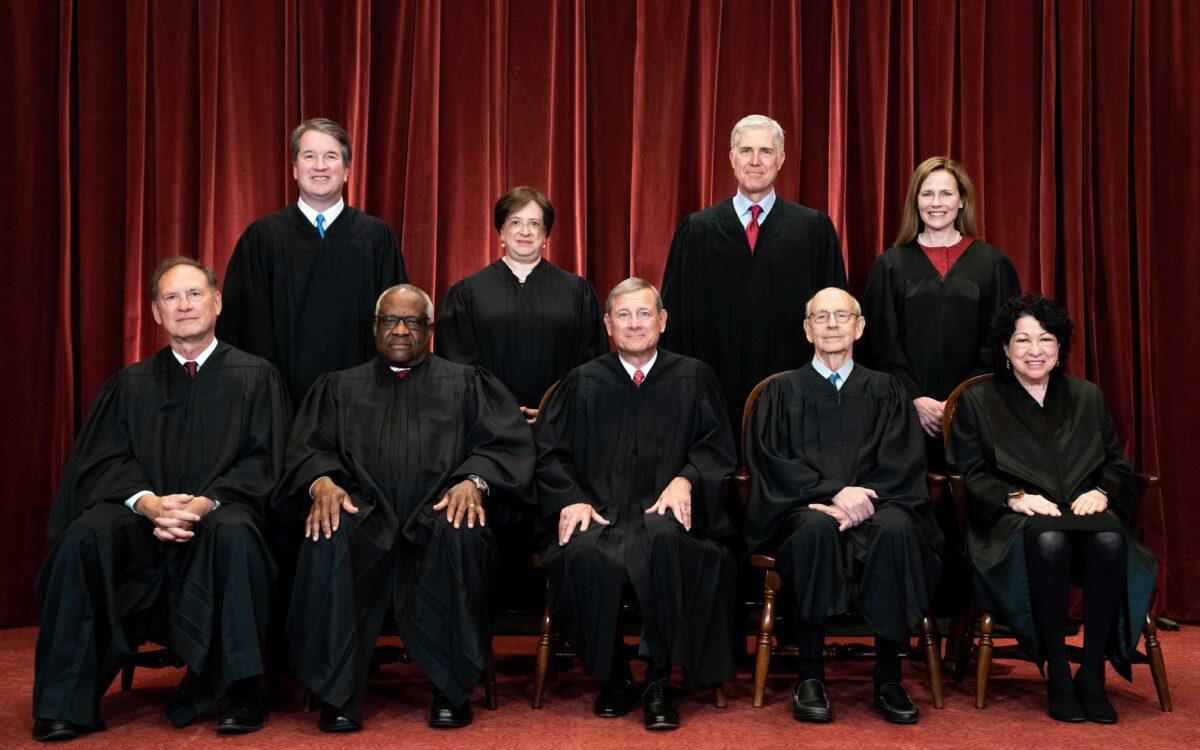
1025;530;1126;691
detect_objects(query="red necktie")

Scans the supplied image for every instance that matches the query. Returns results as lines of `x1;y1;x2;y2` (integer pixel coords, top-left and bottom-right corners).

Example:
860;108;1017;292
184;361;197;378
395;369;409;379
745;204;763;251
633;369;645;388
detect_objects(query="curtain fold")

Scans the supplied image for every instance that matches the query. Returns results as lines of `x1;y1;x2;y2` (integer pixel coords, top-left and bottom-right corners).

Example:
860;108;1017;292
1;0;1195;624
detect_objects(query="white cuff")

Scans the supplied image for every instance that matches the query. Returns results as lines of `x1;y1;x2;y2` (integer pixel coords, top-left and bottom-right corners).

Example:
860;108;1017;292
125;490;153;514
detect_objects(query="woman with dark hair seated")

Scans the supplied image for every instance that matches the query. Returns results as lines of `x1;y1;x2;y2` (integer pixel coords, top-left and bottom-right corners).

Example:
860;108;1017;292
948;293;1157;724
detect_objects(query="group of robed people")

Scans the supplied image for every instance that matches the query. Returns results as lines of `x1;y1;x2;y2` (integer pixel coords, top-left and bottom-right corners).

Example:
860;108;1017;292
31;113;1156;741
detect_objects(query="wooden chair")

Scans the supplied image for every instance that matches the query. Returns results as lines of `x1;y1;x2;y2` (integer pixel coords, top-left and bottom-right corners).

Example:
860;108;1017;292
734;372;946;709
529;380;727;710
940;372;1171;711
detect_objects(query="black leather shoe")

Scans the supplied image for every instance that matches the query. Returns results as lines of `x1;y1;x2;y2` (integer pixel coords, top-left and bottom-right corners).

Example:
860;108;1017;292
428;691;473;729
32;718;102;742
874;682;919;724
1046;683;1086;723
1075;678;1117;724
642;678;680;731
792;678;833;723
317;703;362;733
593;673;636;718
216;678;267;734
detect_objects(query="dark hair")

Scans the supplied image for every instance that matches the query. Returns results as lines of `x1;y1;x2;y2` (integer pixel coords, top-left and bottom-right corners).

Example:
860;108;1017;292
493;186;555;235
290;118;352;167
987;293;1074;373
149;257;219;300
894;156;981;246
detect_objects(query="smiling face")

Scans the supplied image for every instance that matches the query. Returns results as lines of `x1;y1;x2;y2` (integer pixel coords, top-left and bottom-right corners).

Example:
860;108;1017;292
729;127;785;201
803;288;864;359
292;130;348;210
374;289;433;367
499;200;547;263
1003;314;1059;387
604;288;667;359
916;168;963;234
151;265;222;346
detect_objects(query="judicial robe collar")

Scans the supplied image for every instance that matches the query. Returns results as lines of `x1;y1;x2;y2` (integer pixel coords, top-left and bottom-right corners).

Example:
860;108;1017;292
151;339;229;380
373;353;431;385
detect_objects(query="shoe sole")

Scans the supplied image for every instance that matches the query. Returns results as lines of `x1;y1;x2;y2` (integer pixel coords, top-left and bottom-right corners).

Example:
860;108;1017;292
33;728;78;742
216;722;266;735
792;712;833;723
645;720;680;731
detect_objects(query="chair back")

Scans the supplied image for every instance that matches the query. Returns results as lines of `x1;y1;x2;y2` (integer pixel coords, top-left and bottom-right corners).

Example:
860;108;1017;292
730;372;788;514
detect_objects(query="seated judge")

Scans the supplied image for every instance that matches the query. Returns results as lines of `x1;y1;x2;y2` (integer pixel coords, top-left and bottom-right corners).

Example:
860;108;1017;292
948;294;1157;724
536;278;738;732
744;287;942;725
279;284;535;733
32;257;290;742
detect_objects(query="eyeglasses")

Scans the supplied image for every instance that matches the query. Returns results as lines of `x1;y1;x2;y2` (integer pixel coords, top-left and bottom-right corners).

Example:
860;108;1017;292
375;315;430;332
807;310;858;324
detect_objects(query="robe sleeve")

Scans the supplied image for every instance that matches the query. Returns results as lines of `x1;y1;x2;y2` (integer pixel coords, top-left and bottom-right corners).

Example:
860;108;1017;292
818;211;848;289
576;279;609;363
201;365;292;516
376;221;407;287
46;374;154;546
860;376;931;511
433;282;482;365
216;223;277;362
534;372;600;518
947;388;1013;526
743;378;848;551
677;366;738;538
975;251;1021;372
449;368;535;502
861;254;921;399
659;217;692;355
1091;386;1137;523
272;374;363;523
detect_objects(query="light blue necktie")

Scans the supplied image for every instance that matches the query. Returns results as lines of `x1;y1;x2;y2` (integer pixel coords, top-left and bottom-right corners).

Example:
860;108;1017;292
828;372;841;390
316;213;327;239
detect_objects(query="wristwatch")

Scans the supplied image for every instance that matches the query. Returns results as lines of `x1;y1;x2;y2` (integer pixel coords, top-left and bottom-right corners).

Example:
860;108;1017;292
467;474;490;495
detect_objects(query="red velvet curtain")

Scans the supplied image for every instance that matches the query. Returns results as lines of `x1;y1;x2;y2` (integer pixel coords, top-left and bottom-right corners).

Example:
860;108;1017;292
3;0;1197;626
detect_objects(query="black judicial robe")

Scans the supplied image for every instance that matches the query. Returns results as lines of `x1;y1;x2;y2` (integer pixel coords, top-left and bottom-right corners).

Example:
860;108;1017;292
34;343;290;728
536;350;738;684
278;356;534;716
217;204;407;406
435;258;608;409
661;198;846;442
861;240;1020;403
744;363;942;644
947;373;1156;673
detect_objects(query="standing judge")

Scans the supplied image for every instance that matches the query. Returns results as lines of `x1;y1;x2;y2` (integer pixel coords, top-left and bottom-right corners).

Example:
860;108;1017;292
861;156;1020;466
744;287;942;725
662;114;846;444
218;117;407;407
32;258;290;741
536;278;738;731
280;284;534;733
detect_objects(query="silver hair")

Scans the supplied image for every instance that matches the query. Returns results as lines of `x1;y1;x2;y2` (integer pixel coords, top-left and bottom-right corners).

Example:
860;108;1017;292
376;284;434;318
804;288;861;317
605;277;663;314
730;114;785;153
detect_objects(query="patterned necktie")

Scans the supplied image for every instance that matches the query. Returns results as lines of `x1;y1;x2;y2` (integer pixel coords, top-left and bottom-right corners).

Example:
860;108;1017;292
828;372;840;389
633;369;645;388
745;204;763;251
316;213;327;239
184;361;197;378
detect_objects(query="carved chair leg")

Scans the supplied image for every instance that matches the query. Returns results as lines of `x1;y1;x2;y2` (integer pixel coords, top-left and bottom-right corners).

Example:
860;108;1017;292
483;646;498;710
120;662;135;692
753;571;780;708
713;682;727;708
1144;613;1173;712
919;615;945;708
532;601;554;709
975;611;995;709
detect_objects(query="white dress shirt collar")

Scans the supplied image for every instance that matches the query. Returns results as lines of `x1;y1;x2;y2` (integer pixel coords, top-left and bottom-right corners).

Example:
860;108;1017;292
170;337;219;370
618;350;658;381
732;189;777;229
811;355;854;390
297;197;345;229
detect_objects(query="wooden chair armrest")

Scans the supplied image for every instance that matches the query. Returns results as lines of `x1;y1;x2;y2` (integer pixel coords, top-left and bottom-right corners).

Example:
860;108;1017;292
748;553;776;569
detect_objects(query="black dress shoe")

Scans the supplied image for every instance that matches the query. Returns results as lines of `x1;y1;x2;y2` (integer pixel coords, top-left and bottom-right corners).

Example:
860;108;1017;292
593;673;636;718
428;691;473;729
217;700;267;734
792;678;833;723
317;703;362;733
32;718;102;742
874;682;919;724
1046;682;1086;723
1075;678;1117;724
642;678;680;731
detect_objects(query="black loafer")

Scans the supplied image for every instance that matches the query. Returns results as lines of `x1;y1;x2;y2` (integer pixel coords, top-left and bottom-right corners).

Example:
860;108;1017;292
593;674;636;718
317;703;362;733
792;678;833;723
642;678;680;731
874;682;919;724
32;719;78;742
216;701;267;734
1075;680;1117;724
428;691;473;729
1046;683;1086;723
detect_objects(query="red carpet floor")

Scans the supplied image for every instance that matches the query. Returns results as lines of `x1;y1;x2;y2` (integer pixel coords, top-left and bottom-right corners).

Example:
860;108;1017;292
1;626;1196;749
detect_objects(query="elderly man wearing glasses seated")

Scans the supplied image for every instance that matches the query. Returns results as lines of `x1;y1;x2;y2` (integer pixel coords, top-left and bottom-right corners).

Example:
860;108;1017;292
743;287;942;725
278;284;535;733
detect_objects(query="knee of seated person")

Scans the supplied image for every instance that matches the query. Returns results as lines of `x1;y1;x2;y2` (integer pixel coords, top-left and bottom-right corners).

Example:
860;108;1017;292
870;508;917;539
1088;530;1126;559
1028;529;1069;560
644;509;689;538
208;516;260;556
57;516;103;557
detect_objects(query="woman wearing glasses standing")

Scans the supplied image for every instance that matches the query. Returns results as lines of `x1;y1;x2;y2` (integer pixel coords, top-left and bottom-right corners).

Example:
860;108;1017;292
860;157;1020;469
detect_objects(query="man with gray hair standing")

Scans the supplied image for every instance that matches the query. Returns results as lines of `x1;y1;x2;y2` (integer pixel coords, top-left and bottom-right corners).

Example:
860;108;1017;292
661;114;845;448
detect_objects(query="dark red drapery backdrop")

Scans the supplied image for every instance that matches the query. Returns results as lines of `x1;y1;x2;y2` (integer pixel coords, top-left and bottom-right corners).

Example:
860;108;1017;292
2;0;1197;626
